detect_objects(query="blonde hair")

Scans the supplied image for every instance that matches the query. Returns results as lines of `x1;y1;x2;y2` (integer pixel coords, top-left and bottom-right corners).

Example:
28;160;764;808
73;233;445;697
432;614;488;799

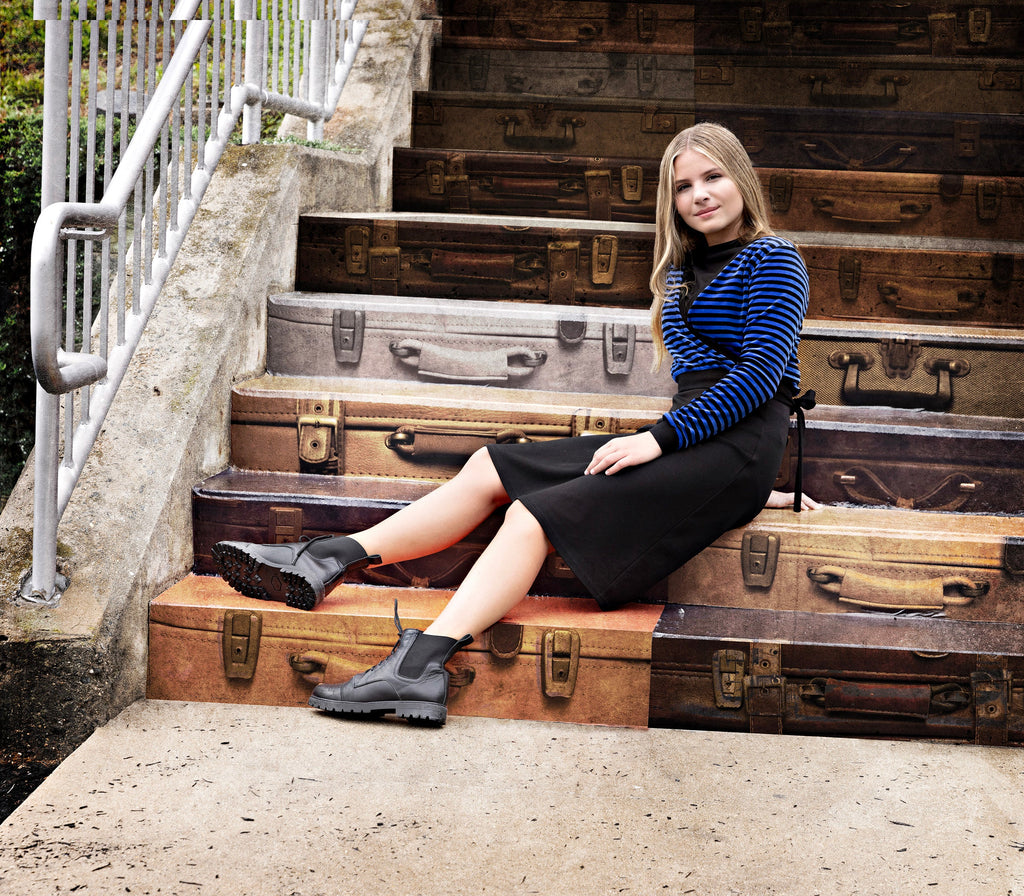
649;122;775;369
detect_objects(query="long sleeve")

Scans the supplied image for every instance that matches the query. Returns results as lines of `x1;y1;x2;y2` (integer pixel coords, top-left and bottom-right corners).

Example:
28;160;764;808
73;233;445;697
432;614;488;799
649;237;809;453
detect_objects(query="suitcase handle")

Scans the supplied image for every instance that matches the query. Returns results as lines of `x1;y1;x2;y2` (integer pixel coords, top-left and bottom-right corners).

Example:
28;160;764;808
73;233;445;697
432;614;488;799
800;678;970;719
810;195;930;226
499;114;585;151
802;138;916;171
827;351;970;411
507;20;601;46
803;73;908;108
877;282;984;316
806;565;989;612
834;465;982;512
386;424;533;458
390;338;547;384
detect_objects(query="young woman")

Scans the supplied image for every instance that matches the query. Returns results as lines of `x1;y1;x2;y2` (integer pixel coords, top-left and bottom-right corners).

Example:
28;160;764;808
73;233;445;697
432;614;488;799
213;121;819;725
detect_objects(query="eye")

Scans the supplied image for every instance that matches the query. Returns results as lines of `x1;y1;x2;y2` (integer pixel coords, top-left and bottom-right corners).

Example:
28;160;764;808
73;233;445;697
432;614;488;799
675;182;690;193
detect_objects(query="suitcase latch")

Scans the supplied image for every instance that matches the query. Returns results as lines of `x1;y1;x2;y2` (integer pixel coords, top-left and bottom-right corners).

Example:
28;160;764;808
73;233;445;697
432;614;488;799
620;165;644;202
967;8;992;43
712;649;746;710
745;644;784;734
636;6;656;42
739;6;763;42
838;256;861;301
955;120;980;158
768;174;793;213
543;629;581;698
641;107;676;134
223;609;262;680
637;56;656;95
973;660;1009;747
591;235;618;285
468;52;489;91
603;322;636;375
426;159;446;195
880;337;921;379
345;225;370;276
332;309;364;364
297;401;340;471
741;531;779;588
976;181;1002;221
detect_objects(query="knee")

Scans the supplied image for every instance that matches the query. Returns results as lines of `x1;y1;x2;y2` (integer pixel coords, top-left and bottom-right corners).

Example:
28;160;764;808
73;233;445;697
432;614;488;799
503;500;552;550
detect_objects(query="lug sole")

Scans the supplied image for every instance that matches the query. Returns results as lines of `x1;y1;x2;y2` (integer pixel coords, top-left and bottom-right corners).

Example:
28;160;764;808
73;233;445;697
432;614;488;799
211;543;322;610
308;694;447;725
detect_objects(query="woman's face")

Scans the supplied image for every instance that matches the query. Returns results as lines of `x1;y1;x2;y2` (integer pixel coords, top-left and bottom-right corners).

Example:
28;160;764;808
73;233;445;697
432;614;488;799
672;148;745;246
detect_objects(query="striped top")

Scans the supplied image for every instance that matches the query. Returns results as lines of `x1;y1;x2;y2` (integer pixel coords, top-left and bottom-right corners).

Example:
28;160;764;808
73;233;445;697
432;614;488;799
648;235;809;453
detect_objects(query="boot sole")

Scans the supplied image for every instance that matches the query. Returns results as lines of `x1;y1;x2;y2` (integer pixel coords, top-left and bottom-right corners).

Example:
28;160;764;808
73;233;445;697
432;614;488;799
211;543;321;611
308;694;447;725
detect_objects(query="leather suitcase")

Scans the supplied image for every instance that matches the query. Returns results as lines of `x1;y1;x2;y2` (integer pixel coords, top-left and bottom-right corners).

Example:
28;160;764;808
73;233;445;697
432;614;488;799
775;404;1024;515
693;54;1024;116
295;212;656;305
267;294;670;396
664;504;1024;624
761;168;1024;241
694;1;1024;58
703;105;1024;175
430;46;695;101
438;1;695;55
649;603;1024;744
228;374;667;480
391;148;659;221
798;234;1024;327
797;319;1024;418
411;91;695;159
148;575;665;728
190;468;596;596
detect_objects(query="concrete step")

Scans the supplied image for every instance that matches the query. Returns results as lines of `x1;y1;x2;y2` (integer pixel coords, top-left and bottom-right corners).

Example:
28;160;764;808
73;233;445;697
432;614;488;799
1;699;1022;895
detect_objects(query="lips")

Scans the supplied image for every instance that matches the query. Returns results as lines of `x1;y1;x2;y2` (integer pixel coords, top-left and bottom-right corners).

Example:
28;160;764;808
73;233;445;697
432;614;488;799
695;206;718;218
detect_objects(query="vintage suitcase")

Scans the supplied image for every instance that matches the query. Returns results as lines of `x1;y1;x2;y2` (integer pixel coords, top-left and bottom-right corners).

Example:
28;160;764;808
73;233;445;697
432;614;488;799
797;319;1024;418
761;168;1024;241
798;234;1024;327
663;503;1024;624
694;1;1024;58
228;374;667;480
411;91;695;159
148;575;665;728
775;403;1024;515
295;212;656;305
430;46;695;101
392;148;660;222
702;105;1024;175
649;603;1024;744
438;1;695;55
190;468;597;596
267;294;671;396
694;55;1024;116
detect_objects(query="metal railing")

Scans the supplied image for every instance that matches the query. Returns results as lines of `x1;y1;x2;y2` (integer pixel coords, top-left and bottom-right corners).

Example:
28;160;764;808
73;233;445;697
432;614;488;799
24;0;367;604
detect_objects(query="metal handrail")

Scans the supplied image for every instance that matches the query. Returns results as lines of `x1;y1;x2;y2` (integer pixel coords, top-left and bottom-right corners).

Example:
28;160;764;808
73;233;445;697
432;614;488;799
23;0;366;603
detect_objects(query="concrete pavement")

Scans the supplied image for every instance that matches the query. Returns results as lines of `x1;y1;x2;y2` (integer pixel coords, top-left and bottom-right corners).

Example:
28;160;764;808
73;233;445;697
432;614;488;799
2;699;1022;895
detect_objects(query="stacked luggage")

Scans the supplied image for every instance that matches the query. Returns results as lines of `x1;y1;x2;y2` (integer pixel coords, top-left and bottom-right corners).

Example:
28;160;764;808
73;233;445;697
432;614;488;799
149;1;1024;742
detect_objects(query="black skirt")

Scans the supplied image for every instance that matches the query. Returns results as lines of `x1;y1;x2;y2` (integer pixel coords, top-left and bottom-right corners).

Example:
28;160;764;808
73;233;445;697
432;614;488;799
487;371;791;609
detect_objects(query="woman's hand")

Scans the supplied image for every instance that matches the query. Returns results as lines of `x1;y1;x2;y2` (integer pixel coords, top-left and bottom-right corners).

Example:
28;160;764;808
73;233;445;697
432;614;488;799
585;432;663;476
764;489;822;511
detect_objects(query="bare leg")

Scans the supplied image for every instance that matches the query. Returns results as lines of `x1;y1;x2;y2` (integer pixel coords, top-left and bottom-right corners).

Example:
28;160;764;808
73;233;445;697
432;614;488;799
424;500;552;639
352;447;511;565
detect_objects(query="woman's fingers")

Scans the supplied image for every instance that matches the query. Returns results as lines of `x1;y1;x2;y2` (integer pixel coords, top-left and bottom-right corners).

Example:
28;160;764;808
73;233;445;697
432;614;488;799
585;432;662;476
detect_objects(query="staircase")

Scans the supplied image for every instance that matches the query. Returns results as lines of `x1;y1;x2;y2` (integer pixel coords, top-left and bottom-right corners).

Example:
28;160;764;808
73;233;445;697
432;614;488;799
147;2;1024;742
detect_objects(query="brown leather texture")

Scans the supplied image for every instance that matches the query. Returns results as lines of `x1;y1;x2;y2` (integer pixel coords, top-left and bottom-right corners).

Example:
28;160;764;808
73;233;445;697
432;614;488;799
664;504;1024;624
228;375;665;480
148;575;664;728
650;604;1024;744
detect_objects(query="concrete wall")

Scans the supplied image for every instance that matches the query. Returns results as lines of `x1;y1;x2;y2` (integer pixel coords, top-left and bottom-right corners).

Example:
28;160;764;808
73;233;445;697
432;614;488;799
0;1;435;763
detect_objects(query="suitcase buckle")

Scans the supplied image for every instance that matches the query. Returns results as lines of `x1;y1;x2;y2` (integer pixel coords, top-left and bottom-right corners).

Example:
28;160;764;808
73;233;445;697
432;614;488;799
542;629;580;698
741;531;779;587
603;322;635;374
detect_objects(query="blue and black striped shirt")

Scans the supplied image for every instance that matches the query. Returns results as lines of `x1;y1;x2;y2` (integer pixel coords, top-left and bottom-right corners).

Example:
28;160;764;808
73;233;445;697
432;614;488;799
648;235;809;452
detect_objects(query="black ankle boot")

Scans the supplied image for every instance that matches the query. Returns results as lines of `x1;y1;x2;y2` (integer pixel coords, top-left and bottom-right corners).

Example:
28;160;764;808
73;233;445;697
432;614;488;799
212;535;381;610
309;602;472;725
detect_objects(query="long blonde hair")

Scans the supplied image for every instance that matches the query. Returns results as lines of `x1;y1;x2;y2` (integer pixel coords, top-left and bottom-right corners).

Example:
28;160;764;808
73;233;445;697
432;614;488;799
649;122;775;369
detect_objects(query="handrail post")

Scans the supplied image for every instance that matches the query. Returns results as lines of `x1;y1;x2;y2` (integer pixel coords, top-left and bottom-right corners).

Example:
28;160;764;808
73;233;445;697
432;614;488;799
240;0;265;145
26;16;72;604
